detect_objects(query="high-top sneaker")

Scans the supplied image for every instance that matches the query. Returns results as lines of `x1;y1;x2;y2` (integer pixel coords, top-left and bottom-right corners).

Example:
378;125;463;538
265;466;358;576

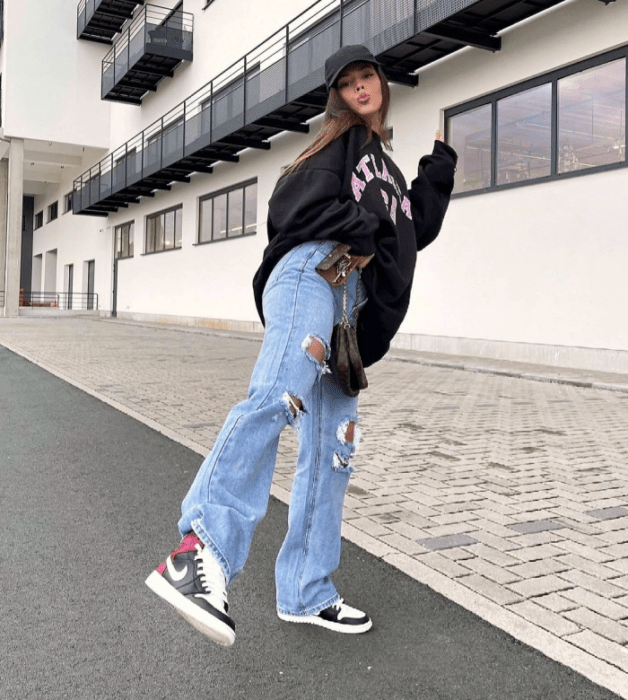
146;533;235;646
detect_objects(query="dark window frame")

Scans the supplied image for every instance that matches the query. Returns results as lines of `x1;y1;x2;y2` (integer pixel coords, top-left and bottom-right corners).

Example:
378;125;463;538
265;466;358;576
64;192;73;214
446;44;628;199
115;221;135;260
34;211;43;230
197;178;258;245
47;201;59;222
144;204;183;255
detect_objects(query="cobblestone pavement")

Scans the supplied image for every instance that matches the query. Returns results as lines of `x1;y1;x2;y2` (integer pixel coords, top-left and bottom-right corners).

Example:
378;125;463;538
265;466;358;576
2;316;628;697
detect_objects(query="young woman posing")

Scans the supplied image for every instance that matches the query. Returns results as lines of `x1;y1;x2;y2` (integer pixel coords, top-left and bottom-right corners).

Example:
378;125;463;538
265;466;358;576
146;44;458;647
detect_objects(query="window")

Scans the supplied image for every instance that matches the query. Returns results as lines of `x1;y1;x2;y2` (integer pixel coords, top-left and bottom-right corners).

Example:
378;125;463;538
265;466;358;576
115;222;135;259
145;205;182;253
497;84;552;186
34;211;43;229
64;192;73;214
198;179;257;244
446;48;627;196
558;60;626;173
47;201;58;222
448;104;492;193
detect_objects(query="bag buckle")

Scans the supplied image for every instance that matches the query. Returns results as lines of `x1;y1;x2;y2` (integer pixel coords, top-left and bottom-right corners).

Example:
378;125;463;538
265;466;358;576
332;253;353;284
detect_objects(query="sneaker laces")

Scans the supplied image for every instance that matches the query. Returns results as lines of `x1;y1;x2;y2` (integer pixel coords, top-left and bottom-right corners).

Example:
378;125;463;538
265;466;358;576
195;544;229;612
329;599;364;620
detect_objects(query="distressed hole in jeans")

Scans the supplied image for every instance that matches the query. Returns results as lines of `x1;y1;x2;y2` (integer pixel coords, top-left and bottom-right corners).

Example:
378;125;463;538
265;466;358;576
337;419;361;449
302;335;331;376
333;452;355;474
283;392;304;420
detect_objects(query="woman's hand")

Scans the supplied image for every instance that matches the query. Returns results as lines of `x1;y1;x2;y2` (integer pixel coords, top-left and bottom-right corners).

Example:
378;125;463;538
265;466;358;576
435;129;443;142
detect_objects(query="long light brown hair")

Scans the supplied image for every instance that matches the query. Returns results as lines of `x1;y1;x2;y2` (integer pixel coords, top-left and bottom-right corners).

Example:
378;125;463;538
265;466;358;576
283;64;391;176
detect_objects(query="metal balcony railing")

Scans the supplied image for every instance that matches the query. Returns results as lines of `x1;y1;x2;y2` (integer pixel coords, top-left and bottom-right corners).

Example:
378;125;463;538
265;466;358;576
74;0;569;216
78;0;145;44
102;5;193;104
20;292;99;311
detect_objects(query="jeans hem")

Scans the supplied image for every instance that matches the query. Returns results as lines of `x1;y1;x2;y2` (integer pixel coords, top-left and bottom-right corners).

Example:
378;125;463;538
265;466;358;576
190;513;232;583
276;592;341;618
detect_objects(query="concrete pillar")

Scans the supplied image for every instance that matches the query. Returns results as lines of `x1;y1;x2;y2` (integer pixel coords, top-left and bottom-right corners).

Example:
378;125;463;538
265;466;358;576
4;139;24;318
0;159;8;312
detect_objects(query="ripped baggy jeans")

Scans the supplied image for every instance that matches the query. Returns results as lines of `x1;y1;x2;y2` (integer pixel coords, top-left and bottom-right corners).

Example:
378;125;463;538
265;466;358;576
178;240;366;617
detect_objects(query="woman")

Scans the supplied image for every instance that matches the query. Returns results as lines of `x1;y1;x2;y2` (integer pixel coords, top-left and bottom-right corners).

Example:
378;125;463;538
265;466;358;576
146;44;457;647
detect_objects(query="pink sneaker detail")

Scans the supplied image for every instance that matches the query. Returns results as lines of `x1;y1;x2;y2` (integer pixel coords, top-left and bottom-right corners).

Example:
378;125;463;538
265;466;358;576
156;533;203;574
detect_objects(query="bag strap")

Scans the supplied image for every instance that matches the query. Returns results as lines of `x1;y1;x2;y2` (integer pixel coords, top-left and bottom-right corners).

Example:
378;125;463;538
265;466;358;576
341;268;362;329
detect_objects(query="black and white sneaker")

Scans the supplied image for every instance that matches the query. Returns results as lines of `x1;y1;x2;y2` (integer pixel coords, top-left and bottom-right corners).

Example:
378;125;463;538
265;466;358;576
278;599;372;634
145;533;235;646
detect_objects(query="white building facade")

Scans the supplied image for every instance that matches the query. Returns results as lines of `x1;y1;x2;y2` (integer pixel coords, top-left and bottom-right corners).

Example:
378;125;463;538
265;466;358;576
1;0;626;372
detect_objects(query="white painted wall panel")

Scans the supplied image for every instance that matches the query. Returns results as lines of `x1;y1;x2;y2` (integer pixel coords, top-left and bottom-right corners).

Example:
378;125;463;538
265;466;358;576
3;0;109;147
387;0;628;352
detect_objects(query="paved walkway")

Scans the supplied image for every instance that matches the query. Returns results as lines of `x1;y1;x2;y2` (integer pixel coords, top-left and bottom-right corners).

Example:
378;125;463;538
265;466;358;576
2;316;628;697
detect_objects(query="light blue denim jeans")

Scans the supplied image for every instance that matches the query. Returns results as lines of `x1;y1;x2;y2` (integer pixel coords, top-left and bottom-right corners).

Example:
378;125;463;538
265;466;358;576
178;240;366;617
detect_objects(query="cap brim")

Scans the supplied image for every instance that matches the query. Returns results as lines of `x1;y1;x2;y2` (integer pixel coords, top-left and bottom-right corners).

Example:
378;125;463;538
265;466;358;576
328;58;380;91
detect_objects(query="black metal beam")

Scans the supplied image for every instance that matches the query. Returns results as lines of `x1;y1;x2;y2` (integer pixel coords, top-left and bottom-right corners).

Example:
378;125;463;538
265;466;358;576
216;135;271;150
380;67;419;87
105;190;140;204
255;117;309;133
103;94;143;106
80;34;114;45
84;18;124;32
130;182;169;191
422;25;502;52
175;160;215;173
89;205;118;212
146;173;191;183
76;210;110;217
94;7;136;20
197;150;239;163
107;196;140;204
130;65;175;79
114;80;158;92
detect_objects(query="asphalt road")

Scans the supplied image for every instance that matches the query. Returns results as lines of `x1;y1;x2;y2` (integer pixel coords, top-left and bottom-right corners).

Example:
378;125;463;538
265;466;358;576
0;345;622;700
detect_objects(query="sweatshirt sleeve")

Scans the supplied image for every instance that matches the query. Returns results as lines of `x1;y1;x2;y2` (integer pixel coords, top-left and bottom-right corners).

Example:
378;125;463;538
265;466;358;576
268;166;381;257
410;140;458;251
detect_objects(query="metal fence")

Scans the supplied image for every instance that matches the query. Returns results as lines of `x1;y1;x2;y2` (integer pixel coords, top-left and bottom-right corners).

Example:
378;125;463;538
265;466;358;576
74;0;476;213
20;292;99;311
0;290;4;307
78;0;109;39
102;5;194;97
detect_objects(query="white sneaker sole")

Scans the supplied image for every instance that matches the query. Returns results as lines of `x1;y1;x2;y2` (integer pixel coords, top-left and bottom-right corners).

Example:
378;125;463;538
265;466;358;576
277;610;372;634
145;571;235;647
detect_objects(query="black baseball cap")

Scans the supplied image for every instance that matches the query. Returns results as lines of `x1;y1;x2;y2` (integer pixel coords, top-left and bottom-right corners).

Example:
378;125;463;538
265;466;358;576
324;45;381;91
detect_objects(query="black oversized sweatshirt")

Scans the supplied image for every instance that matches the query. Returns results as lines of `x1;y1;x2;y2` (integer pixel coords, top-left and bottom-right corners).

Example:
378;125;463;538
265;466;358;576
252;125;458;368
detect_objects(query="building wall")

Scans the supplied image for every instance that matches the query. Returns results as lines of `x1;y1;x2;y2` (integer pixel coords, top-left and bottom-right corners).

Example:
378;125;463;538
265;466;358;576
31;170;111;310
389;0;628;358
25;0;628;370
2;0;109;147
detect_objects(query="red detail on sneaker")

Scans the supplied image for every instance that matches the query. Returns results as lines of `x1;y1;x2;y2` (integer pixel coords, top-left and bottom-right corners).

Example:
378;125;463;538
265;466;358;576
156;533;203;575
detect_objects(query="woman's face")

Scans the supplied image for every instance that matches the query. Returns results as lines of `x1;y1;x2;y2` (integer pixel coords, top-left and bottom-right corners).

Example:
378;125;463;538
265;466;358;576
336;62;383;126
